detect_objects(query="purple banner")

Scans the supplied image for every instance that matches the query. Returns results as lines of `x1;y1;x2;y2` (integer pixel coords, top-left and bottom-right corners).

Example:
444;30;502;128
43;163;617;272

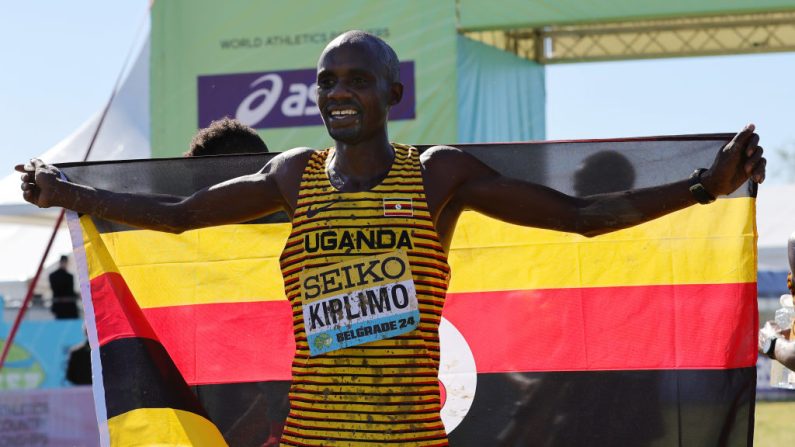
198;62;415;129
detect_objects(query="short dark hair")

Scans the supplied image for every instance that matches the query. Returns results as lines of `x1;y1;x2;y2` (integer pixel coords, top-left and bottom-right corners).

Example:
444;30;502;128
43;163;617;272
324;31;400;83
185;117;269;157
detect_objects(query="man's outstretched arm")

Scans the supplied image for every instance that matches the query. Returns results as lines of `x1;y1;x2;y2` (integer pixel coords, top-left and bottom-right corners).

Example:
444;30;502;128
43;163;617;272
428;124;765;238
16;149;307;233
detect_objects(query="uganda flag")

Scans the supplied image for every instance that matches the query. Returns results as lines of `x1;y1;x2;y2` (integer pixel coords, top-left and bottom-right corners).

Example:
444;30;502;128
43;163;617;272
62;135;756;446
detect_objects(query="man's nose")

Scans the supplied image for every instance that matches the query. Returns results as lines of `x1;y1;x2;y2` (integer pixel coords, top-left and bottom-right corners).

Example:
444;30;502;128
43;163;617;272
327;82;353;100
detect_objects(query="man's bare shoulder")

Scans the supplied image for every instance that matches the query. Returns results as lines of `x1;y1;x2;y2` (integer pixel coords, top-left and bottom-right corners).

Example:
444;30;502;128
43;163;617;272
419;145;492;178
261;146;317;176
261;146;321;212
419;145;465;166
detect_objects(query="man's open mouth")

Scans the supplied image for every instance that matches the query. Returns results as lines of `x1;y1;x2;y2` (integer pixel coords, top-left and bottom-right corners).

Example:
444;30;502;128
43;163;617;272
327;107;360;123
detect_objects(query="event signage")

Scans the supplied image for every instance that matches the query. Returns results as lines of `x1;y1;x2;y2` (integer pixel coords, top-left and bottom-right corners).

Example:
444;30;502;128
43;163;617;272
151;0;457;156
0;387;99;446
0;340;44;390
197;62;415;129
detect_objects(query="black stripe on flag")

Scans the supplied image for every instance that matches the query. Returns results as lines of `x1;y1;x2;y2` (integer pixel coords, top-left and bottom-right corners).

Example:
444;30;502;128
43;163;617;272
58;135;754;234
448;368;755;446
100;337;209;420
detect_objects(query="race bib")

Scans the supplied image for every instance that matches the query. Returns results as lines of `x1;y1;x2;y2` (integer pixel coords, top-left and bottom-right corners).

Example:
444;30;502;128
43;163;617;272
300;250;420;356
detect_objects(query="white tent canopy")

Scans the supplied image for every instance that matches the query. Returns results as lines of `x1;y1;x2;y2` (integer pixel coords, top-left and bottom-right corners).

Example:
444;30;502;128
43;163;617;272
0;36;150;292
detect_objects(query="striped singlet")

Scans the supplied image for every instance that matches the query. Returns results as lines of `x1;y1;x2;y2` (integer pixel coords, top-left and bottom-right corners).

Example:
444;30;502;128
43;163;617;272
278;143;451;446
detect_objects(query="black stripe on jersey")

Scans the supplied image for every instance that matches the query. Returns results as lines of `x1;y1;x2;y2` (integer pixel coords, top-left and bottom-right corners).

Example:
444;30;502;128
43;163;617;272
287;404;441;416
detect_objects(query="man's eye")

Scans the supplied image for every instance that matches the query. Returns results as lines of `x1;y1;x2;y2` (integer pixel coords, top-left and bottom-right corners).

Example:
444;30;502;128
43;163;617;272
351;77;367;86
318;79;334;89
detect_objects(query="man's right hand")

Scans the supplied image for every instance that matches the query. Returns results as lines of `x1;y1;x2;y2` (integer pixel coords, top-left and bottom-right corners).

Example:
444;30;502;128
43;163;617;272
15;159;61;208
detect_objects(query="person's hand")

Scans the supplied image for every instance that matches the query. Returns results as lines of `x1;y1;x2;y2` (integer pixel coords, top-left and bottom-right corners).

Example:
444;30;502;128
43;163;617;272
759;321;779;354
701;124;765;197
15;158;62;208
759;320;790;353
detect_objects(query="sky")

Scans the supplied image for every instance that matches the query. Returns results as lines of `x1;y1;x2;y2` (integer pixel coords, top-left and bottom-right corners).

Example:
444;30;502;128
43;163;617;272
2;1;795;183
0;0;150;174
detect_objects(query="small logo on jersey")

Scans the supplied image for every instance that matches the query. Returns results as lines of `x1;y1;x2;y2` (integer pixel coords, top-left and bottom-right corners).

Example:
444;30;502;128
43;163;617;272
313;333;333;350
383;198;413;217
306;199;339;218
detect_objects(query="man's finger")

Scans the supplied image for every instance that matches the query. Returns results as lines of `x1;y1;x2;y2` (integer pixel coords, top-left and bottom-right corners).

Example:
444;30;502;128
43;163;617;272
14;164;27;173
724;124;756;152
745;146;763;175
752;158;767;183
746;134;760;156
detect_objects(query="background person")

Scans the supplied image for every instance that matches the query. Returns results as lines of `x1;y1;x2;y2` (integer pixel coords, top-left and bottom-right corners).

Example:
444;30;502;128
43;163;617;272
49;255;78;319
184;117;269;157
759;234;795;369
185;118;285;447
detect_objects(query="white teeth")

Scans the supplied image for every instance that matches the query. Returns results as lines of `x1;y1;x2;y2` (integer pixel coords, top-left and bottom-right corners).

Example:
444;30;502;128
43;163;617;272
330;109;357;117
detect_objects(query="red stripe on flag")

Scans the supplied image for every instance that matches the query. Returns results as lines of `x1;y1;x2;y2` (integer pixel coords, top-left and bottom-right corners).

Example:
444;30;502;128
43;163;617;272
443;283;757;372
143;301;295;385
91;272;159;345
91;272;294;384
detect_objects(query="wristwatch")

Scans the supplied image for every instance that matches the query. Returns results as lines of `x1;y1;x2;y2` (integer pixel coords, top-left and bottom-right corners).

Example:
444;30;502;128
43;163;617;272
762;336;779;360
689;168;716;204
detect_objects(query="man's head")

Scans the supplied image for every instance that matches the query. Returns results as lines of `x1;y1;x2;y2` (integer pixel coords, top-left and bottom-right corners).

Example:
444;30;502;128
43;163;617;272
573;151;636;196
316;31;403;144
59;255;68;269
185;117;269;157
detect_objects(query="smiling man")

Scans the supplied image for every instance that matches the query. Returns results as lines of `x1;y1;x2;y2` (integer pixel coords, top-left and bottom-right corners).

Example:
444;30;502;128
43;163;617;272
19;31;766;446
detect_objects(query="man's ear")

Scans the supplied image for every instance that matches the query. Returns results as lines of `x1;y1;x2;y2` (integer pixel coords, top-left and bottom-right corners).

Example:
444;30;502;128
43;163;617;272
388;82;404;106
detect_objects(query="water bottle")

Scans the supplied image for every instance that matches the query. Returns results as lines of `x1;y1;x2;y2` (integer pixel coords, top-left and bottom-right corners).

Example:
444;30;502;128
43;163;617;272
775;294;795;330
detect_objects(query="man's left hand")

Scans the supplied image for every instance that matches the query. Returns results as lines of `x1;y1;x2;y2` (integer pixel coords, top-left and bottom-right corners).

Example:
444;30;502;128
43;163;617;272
702;124;766;197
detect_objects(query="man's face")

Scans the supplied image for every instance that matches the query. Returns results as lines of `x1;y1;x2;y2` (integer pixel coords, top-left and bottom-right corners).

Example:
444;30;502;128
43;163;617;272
316;42;400;144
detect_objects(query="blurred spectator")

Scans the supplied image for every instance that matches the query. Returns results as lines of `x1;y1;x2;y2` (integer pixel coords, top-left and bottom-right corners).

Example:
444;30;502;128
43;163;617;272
66;339;91;385
49;255;78;319
184;117;269;157
185;119;285;446
759;235;795;369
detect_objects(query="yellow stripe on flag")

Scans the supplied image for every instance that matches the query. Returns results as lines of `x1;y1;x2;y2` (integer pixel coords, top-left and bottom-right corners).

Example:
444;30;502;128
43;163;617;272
448;197;756;292
84;198;754;306
108;408;227;446
79;215;122;278
91;223;291;308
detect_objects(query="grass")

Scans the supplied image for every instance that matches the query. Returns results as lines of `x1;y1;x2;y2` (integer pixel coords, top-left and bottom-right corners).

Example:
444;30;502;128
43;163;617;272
755;401;795;446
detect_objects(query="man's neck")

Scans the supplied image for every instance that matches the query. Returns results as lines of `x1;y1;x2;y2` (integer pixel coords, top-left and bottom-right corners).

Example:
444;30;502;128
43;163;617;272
329;135;394;191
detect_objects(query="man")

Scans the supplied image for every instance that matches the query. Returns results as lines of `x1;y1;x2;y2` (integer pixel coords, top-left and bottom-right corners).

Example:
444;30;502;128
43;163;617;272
66;337;92;385
49;255;78;319
184;118;288;447
19;31;765;446
759;233;795;370
184;117;269;157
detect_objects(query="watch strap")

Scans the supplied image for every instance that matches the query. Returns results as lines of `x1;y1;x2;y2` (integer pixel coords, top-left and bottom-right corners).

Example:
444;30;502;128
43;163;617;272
689;168;716;205
764;336;778;359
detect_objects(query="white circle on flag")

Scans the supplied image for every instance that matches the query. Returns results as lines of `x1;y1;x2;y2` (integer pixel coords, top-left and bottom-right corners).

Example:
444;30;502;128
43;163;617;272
395;204;402;210
438;317;477;434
